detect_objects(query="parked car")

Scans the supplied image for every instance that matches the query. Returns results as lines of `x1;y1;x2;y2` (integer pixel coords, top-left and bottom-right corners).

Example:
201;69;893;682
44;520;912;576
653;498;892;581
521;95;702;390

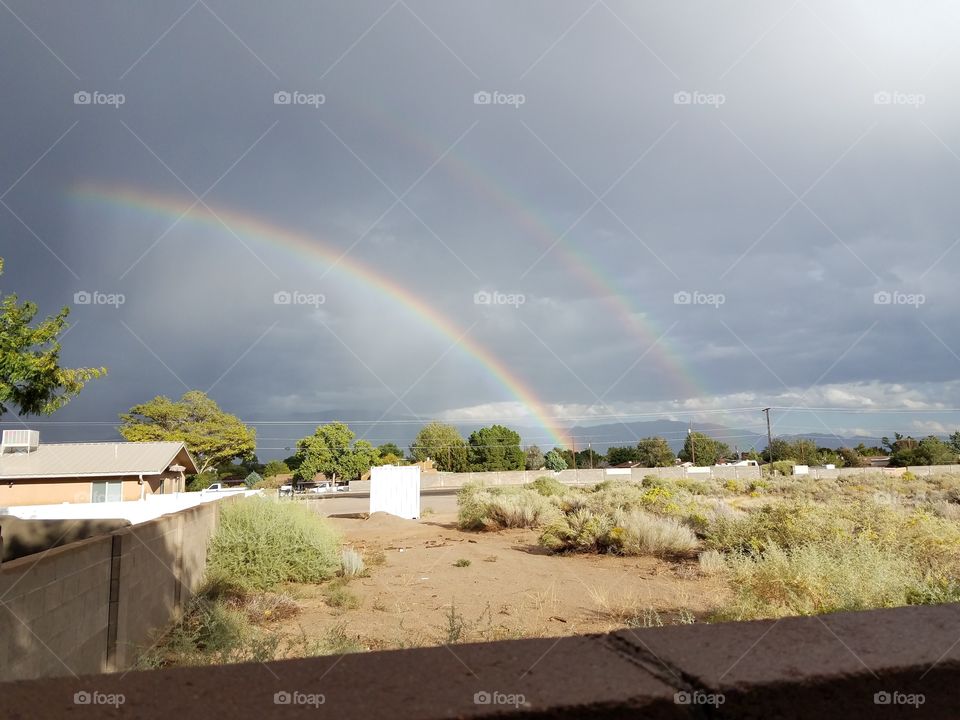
201;482;234;494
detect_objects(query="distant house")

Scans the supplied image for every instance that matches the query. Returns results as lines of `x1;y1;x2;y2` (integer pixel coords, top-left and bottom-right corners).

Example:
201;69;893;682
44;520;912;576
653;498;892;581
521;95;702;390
0;430;198;506
864;456;891;468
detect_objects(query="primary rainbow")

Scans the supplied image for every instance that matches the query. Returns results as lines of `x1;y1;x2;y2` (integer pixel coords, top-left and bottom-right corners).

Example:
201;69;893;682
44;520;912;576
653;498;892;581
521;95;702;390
71;182;573;448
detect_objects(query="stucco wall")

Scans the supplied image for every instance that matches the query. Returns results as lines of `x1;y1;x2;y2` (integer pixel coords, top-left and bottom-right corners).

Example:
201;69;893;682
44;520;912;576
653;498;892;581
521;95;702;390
0;496;231;681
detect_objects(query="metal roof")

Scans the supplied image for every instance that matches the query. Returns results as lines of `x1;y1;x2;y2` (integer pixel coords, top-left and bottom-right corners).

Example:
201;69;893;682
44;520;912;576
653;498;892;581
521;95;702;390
0;441;198;479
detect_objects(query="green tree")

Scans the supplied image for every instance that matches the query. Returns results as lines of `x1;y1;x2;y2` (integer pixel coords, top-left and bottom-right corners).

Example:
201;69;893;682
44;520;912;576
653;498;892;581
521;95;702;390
574;448;603;469
837;446;864;468
293;422;364;483
888;435;956;467
0;258;105;417
606;445;640;466
635;437;676;467
761;438;793;463
340;440;378;481
544;449;567;472
468;424;524;471
119;391;255;474
524;445;545;471
949;431;960;454
410;422;469;471
678;432;731;467
263;460;290;477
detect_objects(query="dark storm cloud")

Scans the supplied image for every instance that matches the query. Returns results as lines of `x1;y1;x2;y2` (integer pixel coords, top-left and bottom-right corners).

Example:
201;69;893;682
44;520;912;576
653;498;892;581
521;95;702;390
2;0;960;441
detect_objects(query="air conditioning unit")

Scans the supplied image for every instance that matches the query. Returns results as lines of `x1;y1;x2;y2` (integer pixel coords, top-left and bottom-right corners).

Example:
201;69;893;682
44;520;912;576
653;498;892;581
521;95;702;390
1;430;40;454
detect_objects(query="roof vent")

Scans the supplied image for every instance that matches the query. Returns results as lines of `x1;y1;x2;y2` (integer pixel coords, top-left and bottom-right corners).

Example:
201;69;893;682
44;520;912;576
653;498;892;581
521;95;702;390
1;430;40;455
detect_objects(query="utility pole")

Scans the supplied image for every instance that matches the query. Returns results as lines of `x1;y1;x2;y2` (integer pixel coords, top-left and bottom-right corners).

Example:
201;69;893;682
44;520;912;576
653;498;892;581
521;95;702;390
763;408;773;462
688;424;696;466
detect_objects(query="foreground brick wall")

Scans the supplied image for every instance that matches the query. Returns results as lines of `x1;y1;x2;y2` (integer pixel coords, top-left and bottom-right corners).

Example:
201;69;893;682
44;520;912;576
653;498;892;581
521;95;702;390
1;603;959;718
0;498;229;681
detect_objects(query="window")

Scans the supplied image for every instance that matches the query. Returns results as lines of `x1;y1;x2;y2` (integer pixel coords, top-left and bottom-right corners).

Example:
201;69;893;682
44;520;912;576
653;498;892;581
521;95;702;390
91;480;122;502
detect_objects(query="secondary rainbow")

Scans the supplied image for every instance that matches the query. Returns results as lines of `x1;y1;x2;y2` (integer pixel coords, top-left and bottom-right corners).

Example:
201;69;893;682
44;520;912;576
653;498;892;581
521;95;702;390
71;182;572;448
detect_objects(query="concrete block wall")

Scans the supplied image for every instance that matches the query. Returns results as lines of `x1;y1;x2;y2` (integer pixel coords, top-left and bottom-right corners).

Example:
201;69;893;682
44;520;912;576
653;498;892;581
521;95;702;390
0;534;113;680
0;496;233;681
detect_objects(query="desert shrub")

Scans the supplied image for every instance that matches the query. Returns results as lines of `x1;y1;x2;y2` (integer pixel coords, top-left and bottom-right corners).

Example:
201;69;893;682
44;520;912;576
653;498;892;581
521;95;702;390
456;483;558;530
456;482;491;530
612;510;699;557
539;508;697;558
704;502;833;554
137;593;280;669
748;479;770;493
526;475;568;497
540;509;614;553
719;541;919;620
340;548;365;577
698;550;727;575
208;497;341;590
323;580;361;609
674;478;713;495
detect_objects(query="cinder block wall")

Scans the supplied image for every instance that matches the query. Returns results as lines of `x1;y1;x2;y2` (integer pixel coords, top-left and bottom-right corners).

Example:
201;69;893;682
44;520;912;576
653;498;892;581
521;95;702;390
0;534;113;680
0;497;231;681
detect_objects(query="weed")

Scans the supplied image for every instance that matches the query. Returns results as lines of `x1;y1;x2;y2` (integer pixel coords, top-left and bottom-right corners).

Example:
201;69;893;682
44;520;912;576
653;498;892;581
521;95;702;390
453;558;471;567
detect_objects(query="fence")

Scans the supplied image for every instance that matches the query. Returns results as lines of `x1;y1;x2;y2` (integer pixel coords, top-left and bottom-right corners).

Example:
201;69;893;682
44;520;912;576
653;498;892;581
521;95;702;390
0;495;236;681
348;463;960;492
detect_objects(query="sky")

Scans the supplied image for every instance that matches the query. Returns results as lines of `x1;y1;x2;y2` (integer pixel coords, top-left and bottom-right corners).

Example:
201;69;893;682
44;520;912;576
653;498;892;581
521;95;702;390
2;1;960;450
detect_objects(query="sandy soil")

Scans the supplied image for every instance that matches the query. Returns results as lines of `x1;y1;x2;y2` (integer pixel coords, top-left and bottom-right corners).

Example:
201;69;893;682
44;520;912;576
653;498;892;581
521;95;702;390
275;512;727;651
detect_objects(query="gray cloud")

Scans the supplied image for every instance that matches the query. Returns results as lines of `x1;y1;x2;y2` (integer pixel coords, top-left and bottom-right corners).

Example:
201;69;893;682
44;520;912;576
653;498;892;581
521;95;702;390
3;0;960;445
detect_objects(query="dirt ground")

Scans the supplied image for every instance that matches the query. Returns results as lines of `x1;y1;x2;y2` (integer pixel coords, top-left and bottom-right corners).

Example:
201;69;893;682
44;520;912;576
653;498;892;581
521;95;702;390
276;511;728;651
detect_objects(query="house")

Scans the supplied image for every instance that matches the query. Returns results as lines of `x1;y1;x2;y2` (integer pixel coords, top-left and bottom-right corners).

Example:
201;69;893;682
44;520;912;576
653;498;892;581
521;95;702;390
0;430;198;506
